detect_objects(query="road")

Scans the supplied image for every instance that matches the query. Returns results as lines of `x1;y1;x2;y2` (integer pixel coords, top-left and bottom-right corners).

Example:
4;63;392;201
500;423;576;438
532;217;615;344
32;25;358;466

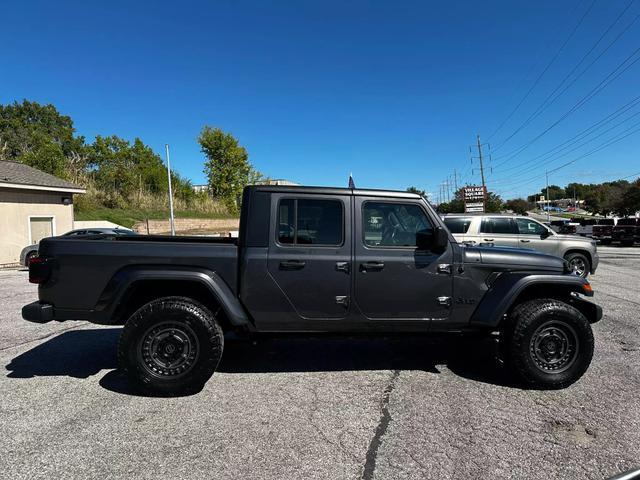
1;247;639;479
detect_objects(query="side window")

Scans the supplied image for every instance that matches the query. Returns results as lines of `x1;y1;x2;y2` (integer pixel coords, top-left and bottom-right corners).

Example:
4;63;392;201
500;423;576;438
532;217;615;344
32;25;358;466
516;218;547;235
443;217;472;234
277;198;343;246
363;202;433;247
481;217;517;234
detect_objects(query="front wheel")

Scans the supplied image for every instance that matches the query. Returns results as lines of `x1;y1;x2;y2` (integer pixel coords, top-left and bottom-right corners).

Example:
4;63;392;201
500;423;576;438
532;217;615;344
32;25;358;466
564;252;590;278
505;298;594;389
118;296;224;396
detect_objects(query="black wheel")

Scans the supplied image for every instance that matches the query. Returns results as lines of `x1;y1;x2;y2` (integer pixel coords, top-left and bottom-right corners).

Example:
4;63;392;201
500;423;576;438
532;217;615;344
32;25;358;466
118;296;224;396
505;298;594;389
564;252;590;278
25;251;38;267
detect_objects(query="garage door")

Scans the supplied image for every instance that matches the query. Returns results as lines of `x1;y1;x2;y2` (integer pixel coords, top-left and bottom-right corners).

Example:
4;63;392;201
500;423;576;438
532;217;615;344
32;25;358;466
30;217;54;244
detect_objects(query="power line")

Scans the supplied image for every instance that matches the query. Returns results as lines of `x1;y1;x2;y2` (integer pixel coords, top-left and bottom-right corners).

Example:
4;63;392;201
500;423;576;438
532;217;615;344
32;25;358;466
491;0;638;153
491;106;640;183
492;94;640;175
487;0;595;142
490;44;640;170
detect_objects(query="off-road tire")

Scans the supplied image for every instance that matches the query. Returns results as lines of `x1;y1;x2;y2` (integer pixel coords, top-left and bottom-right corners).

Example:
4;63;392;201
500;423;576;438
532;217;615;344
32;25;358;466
506;298;594;389
118;296;224;396
564;252;590;278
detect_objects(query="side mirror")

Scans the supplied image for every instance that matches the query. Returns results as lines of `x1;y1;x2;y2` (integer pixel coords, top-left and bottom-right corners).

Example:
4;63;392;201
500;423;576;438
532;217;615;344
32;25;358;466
416;227;448;251
540;229;551;239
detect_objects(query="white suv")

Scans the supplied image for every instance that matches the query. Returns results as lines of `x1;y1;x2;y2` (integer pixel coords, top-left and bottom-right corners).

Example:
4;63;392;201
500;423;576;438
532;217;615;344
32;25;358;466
442;214;599;278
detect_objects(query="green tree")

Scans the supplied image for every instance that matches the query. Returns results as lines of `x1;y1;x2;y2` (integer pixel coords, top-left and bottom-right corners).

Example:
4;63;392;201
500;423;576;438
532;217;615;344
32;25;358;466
198;127;251;214
406;186;426;197
0;100;86;178
505;198;531;215
615;180;640;217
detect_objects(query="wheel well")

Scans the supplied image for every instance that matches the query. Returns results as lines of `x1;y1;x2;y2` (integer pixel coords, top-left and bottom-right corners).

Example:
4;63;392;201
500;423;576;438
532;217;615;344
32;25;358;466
113;280;232;331
507;283;596;323
564;249;592;267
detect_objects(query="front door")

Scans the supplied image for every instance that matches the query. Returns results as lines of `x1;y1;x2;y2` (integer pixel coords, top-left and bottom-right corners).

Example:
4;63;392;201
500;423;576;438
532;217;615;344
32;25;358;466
267;193;352;319
515;217;558;255
354;198;453;322
471;216;519;248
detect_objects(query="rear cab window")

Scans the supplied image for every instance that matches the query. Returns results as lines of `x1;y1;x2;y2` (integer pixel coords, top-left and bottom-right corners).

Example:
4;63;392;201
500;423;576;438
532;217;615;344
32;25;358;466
277;198;343;246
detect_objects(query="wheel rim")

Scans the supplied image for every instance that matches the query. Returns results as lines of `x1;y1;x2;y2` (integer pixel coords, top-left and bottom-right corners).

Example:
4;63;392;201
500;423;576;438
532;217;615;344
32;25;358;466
569;257;586;276
138;322;199;378
530;320;579;373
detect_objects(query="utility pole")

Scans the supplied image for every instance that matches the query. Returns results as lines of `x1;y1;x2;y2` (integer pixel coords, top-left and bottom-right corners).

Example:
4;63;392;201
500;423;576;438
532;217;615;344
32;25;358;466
546;170;550;223
476;134;486;190
165;144;176;236
453;169;458;192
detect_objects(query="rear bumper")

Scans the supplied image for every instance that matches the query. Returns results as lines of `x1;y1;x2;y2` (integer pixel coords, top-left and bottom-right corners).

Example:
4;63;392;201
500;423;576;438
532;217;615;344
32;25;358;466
22;301;54;323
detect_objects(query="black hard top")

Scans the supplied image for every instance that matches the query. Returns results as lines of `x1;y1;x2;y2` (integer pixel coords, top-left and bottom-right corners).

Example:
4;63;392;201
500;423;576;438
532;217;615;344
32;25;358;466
247;184;422;199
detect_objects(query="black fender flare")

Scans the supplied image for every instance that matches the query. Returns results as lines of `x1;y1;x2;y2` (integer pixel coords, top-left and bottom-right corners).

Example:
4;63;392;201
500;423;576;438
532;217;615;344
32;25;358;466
94;265;250;326
469;272;599;328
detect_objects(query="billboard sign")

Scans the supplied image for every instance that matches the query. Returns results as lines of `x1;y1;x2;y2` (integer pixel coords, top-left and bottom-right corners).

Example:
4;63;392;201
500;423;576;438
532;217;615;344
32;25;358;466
464;186;486;213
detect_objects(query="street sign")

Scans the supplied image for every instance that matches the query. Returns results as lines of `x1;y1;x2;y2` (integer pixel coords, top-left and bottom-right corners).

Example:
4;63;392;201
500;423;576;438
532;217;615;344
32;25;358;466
464;186;486;213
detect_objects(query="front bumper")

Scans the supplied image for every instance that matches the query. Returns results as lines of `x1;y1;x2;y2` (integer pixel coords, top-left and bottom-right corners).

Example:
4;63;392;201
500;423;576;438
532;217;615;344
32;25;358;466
22;301;54;323
591;251;599;273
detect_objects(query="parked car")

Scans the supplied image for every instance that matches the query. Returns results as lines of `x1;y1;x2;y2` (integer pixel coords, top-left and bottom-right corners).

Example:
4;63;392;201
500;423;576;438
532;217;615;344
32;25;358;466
612;218;638;246
592;219;615;245
23;185;601;394
19;227;136;266
442;214;598;278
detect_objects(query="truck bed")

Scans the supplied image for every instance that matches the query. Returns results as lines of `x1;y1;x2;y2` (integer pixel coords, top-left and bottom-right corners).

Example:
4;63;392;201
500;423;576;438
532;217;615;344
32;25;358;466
36;234;239;318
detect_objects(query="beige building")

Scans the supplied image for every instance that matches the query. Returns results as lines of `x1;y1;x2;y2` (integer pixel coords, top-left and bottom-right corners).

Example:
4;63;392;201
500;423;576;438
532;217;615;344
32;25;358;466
0;161;85;266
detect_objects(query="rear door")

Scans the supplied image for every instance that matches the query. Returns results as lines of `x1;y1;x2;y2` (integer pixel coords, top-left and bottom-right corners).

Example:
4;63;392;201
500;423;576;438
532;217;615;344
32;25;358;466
353;197;453;322
476;217;519;247
267;193;352;319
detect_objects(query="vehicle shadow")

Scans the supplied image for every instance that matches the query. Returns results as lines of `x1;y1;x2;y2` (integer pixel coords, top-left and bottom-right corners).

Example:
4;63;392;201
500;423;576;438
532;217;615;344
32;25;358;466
5;328;519;397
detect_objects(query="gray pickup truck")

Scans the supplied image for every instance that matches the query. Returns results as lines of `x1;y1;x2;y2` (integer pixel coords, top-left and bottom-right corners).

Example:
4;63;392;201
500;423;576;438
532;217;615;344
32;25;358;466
23;185;602;395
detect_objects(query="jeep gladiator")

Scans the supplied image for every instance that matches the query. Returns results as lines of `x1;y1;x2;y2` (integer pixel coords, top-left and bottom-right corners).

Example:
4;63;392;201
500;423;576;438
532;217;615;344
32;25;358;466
23;185;602;394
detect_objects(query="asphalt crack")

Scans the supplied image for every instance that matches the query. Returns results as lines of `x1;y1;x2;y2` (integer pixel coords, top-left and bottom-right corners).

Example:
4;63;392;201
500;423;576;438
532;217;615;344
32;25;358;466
362;369;400;480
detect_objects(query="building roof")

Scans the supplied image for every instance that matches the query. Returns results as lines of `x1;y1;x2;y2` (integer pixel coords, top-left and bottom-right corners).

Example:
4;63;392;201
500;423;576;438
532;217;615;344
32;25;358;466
0;161;85;193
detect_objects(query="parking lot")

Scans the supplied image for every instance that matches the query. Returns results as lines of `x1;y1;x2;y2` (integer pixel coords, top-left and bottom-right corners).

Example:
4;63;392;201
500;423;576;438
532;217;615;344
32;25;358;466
1;246;639;480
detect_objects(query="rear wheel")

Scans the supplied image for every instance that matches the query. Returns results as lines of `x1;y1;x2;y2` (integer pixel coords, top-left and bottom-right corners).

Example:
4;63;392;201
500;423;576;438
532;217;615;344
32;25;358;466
118;296;224;396
505;298;594;389
564;252;590;278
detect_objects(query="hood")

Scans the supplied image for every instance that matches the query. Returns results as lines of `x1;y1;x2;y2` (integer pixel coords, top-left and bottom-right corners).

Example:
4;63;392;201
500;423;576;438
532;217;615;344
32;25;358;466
463;245;566;272
551;233;595;243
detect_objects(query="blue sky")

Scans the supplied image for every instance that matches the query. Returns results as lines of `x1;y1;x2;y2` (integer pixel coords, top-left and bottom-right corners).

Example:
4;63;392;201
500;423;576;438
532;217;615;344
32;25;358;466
1;0;639;200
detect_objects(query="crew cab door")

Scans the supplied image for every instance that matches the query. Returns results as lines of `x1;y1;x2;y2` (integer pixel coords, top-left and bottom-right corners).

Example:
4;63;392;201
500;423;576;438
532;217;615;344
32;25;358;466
353;197;453;322
267;193;352;319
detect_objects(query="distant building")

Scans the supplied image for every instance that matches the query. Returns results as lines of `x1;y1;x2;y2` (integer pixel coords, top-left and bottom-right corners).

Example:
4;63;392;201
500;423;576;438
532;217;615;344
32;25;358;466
192;184;209;193
0;161;85;266
255;179;300;186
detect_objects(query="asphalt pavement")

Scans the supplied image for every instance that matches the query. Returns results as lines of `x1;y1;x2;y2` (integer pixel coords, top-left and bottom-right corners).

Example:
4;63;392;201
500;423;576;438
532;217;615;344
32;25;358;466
1;247;639;479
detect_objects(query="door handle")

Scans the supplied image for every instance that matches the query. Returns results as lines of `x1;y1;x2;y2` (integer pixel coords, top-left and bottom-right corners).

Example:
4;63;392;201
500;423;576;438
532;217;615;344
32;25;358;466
335;261;350;273
279;260;306;270
360;261;385;272
483;238;494;242
520;239;531;243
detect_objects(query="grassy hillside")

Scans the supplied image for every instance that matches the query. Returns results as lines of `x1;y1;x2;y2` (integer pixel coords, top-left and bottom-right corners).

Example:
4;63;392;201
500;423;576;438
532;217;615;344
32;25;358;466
74;206;237;228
